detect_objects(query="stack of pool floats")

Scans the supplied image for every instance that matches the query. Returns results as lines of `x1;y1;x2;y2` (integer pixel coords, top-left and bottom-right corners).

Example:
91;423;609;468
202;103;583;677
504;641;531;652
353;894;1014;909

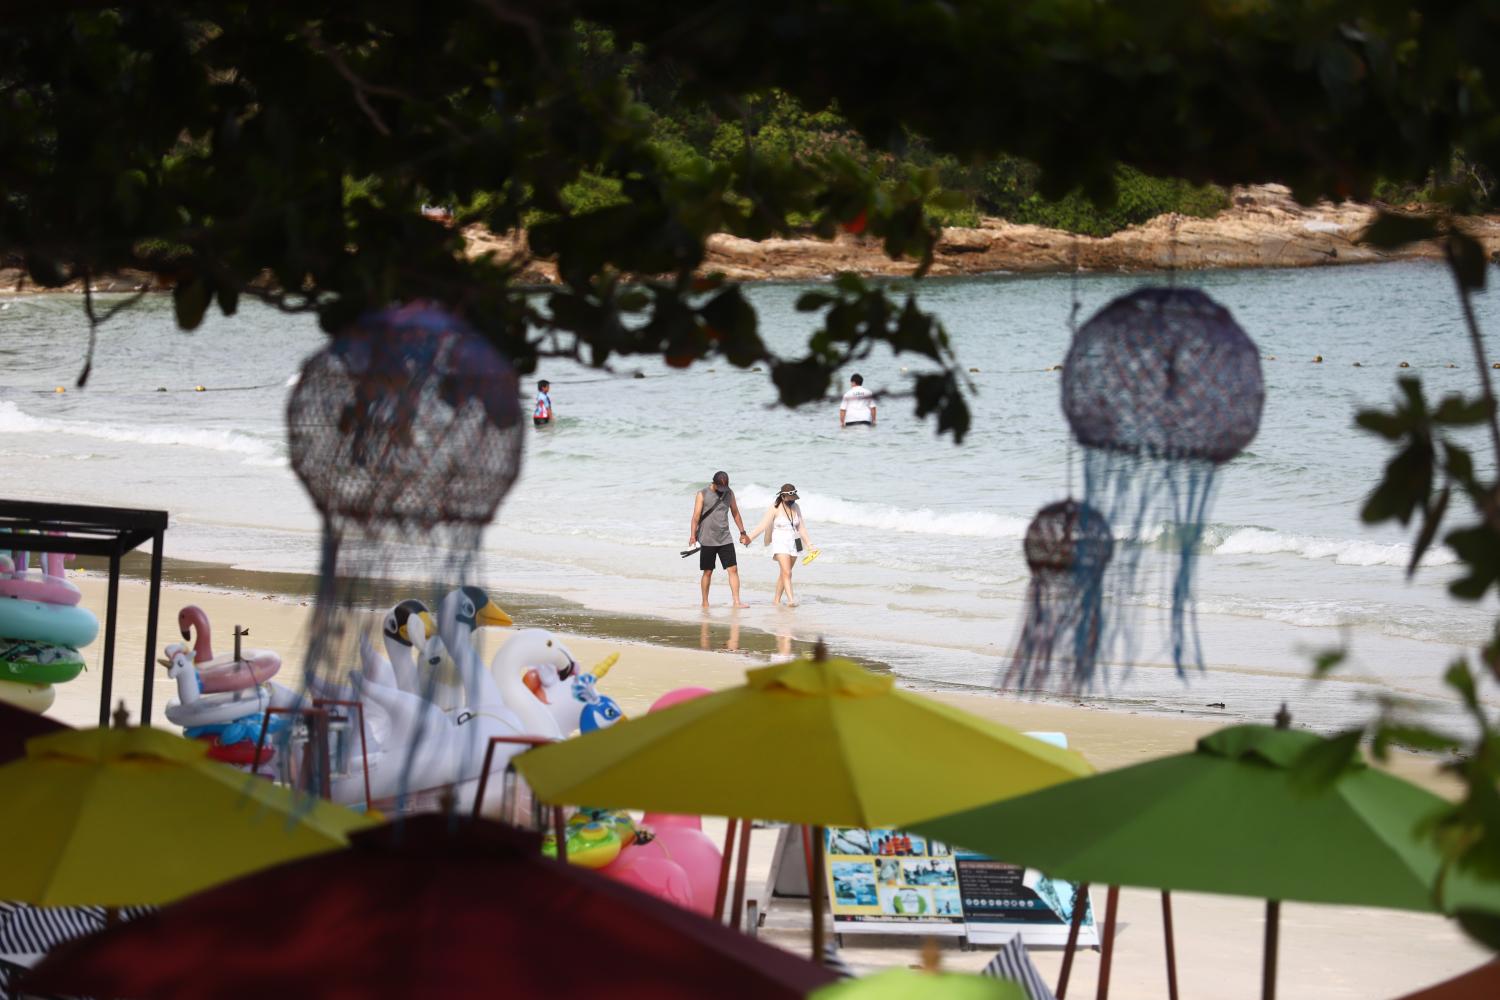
0;550;97;714
162;605;284;774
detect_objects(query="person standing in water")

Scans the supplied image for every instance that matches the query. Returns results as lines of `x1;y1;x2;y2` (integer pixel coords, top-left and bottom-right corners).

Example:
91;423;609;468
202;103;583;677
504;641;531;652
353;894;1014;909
839;373;876;428
533;380;553;427
690;471;751;609
747;484;815;607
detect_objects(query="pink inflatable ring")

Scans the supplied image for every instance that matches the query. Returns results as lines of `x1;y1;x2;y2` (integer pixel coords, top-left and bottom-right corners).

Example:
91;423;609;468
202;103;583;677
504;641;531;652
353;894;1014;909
0;551;81;606
0;575;81;606
177;605;282;692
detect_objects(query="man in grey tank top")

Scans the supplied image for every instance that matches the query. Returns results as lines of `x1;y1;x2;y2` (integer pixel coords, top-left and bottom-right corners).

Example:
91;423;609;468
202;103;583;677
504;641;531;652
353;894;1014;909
689;470;751;608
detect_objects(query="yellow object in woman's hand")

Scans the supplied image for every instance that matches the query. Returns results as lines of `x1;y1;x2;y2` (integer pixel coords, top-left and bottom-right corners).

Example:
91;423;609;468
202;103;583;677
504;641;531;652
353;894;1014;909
801;548;821;566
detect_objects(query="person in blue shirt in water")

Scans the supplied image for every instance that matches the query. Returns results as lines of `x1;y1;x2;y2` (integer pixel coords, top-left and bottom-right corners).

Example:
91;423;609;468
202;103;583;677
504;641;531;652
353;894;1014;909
533;380;553;428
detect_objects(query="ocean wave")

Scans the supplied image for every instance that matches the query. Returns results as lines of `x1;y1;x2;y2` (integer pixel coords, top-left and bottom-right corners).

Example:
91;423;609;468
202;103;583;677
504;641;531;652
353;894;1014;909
0;400;281;463
737;483;1031;539
1203;524;1457;568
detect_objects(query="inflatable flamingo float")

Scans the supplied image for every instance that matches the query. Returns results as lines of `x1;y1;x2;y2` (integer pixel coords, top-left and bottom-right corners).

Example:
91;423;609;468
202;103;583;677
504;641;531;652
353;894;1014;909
177;605;282;692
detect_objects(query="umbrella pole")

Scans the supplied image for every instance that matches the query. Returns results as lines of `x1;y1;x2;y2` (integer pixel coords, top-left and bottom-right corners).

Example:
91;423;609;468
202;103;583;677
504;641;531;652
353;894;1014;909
1262;899;1280;1000
811;824;827;964
553;805;568;864
1161;890;1179;1000
802;825;816;888
713;818;738;922
1056;881;1089;999
1097;884;1120;1000
730;818;753;931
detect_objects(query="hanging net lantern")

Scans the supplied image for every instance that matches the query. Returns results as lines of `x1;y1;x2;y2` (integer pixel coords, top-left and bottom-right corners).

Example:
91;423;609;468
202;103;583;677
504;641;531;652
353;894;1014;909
1062;287;1262;675
1002;499;1114;693
285;301;524;802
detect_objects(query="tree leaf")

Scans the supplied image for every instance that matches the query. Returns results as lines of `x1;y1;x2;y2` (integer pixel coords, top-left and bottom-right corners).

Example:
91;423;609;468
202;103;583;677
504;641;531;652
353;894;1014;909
1310;643;1348;678
1358;211;1440;249
173;277;211;331
1443;658;1479;710
1448;231;1489;291
795;291;836;312
1408;485;1450;578
1432;395;1493;426
1290;729;1364;793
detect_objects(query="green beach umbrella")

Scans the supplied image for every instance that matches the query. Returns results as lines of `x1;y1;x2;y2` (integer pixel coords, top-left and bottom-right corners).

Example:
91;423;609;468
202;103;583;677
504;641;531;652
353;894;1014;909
914;723;1500;1000
810;968;1025;999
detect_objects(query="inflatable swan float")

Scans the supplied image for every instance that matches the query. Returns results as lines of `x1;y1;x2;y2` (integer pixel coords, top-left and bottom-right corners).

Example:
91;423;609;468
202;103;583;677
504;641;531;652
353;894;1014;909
357;599;435;696
332;587;585;806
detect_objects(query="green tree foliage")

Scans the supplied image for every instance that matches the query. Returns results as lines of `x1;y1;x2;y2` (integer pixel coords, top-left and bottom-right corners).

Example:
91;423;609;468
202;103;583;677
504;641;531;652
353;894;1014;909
4;0;1500;950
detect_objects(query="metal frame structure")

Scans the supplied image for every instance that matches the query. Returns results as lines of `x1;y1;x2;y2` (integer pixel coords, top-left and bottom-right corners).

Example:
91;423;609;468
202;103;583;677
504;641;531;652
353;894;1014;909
0;499;167;726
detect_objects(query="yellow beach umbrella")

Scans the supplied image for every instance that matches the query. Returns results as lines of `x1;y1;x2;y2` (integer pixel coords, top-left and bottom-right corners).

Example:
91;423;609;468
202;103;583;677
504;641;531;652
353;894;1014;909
0;726;374;907
516;647;1091;828
515;645;1089;959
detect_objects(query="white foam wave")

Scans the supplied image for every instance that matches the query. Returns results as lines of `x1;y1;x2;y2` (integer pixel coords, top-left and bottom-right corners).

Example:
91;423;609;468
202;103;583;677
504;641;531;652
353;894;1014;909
0;401;281;463
1206;525;1456;568
736;483;1030;539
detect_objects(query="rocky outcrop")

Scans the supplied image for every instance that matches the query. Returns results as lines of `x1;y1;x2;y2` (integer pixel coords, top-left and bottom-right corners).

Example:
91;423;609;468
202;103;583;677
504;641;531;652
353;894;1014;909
468;185;1500;284
8;186;1498;295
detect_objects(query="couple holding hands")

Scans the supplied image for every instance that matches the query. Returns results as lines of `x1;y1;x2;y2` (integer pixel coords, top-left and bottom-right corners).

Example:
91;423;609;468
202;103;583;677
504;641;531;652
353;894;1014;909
688;471;815;609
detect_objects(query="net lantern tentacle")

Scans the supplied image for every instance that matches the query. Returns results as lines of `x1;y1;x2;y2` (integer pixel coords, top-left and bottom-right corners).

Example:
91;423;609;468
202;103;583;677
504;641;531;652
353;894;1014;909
1058;287;1263;681
284;302;525;803
1003;499;1115;694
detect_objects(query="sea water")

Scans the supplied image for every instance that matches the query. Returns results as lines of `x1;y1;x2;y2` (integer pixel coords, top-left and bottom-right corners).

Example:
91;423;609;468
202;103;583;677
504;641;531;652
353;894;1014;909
3;261;1497;730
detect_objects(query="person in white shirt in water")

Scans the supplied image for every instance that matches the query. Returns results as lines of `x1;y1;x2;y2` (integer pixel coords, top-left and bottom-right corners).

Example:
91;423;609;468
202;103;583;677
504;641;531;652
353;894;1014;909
839;373;876;428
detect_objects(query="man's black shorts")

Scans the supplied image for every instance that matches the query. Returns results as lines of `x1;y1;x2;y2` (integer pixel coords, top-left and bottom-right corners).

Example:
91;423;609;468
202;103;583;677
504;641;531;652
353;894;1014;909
699;543;737;570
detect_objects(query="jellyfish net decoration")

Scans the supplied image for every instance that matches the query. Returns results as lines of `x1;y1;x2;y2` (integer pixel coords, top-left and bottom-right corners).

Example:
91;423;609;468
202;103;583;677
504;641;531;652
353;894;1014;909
285;302;523;807
1001;499;1115;693
1061;287;1263;678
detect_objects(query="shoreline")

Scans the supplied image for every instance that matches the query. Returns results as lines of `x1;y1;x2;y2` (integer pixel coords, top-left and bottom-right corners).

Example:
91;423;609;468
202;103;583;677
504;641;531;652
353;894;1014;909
53;564;1462;795
8;187;1500;295
74;551;1351;734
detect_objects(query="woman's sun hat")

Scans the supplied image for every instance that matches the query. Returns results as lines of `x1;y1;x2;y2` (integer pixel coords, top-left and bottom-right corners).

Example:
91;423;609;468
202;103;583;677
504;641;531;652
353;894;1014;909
779;483;799;500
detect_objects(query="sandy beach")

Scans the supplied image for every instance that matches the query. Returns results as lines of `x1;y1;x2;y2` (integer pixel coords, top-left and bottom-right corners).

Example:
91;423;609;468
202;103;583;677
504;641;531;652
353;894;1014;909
33;574;1489;999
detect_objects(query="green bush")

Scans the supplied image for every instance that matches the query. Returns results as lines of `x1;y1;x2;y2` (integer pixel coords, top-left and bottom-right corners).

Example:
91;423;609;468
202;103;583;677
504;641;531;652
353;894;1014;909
976;161;1228;236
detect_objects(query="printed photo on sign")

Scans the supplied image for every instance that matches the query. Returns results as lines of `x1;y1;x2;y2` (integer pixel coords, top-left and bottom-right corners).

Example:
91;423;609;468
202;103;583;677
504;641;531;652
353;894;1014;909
830;862;878;907
901;858;957;887
934;888;963;916
876;858;902;885
870;830;926;857
828;828;873;856
879;886;933;917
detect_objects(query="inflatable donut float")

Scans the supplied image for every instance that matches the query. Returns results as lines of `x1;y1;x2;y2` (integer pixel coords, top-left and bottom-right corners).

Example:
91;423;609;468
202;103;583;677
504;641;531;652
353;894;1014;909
0;678;55;713
197;654;281;693
0;573;81;607
164;684;271;728
0;599;99;648
196;736;276;767
0;640;83;685
177;605;283;692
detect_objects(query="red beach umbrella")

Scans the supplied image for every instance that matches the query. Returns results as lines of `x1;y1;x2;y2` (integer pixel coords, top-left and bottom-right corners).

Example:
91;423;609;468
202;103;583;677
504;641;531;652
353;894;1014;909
24;815;836;1000
1396;960;1500;1000
0;702;67;765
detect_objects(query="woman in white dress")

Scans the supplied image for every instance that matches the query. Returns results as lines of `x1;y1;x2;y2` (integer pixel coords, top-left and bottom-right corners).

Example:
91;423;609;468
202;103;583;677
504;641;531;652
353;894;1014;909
746;484;815;607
